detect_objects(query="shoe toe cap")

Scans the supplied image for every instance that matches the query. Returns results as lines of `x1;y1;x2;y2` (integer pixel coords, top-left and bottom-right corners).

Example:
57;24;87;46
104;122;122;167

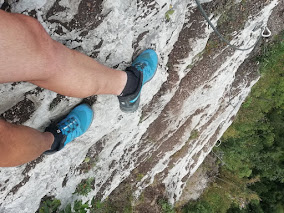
73;104;94;132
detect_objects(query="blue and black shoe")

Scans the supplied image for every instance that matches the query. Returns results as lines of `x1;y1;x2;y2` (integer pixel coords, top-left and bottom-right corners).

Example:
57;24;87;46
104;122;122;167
118;49;158;113
44;103;94;154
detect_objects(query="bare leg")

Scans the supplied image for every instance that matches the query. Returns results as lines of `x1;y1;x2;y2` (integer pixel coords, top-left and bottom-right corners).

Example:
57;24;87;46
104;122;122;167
0;10;127;97
0;120;54;167
0;10;127;167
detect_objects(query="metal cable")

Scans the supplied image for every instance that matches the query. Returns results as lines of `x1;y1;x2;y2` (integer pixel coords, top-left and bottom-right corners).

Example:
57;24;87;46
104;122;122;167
195;0;263;51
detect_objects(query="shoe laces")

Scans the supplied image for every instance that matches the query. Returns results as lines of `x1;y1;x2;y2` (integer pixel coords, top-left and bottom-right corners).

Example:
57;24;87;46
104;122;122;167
134;62;151;81
58;117;81;138
134;62;147;70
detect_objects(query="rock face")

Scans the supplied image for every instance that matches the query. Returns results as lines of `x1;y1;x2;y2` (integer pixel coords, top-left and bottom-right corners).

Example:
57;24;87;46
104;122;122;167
0;0;282;212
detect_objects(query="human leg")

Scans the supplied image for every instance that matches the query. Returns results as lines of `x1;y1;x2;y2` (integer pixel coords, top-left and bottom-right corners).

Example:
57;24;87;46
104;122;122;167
0;119;54;167
0;10;127;97
0;103;93;167
0;10;124;166
0;10;158;167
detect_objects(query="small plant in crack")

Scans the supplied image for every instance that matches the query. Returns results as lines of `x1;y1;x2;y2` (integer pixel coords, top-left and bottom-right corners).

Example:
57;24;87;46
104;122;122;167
74;178;94;196
165;5;175;22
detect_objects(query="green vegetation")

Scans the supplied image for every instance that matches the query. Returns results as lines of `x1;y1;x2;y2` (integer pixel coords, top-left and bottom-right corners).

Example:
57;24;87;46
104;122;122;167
38;198;61;213
90;199;132;213
37;198;89;213
136;173;145;181
181;31;284;212
90;184;133;213
165;5;175;22
79;157;98;173
181;170;260;213
37;30;283;213
189;130;200;140
158;198;175;213
37;196;132;213
90;199;107;213
84;157;91;163
37;180;133;213
74;178;94;196
72;200;90;213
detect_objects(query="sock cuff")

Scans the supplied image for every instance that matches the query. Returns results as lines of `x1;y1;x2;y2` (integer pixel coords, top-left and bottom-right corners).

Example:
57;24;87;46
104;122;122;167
45;125;65;151
126;66;141;79
119;66;141;97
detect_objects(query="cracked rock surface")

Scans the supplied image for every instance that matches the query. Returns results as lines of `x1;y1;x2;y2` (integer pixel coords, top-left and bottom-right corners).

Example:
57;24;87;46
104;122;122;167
0;0;283;212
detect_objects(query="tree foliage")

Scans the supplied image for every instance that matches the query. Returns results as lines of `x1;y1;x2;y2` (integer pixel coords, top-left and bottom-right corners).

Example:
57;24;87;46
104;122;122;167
181;31;284;213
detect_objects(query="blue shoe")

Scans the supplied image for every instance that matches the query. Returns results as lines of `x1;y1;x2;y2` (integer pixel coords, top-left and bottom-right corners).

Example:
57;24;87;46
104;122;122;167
118;49;158;112
44;103;94;154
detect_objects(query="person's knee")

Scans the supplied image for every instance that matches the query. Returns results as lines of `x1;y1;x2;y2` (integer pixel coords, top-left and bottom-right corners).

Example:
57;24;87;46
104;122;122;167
22;16;57;79
15;13;54;53
0;11;48;46
11;13;57;79
15;13;47;39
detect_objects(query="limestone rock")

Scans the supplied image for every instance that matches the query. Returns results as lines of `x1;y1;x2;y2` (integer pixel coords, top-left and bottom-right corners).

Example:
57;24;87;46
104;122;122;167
0;0;283;212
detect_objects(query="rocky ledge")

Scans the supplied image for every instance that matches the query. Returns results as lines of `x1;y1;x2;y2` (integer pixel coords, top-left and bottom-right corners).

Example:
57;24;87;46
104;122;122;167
0;0;283;212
